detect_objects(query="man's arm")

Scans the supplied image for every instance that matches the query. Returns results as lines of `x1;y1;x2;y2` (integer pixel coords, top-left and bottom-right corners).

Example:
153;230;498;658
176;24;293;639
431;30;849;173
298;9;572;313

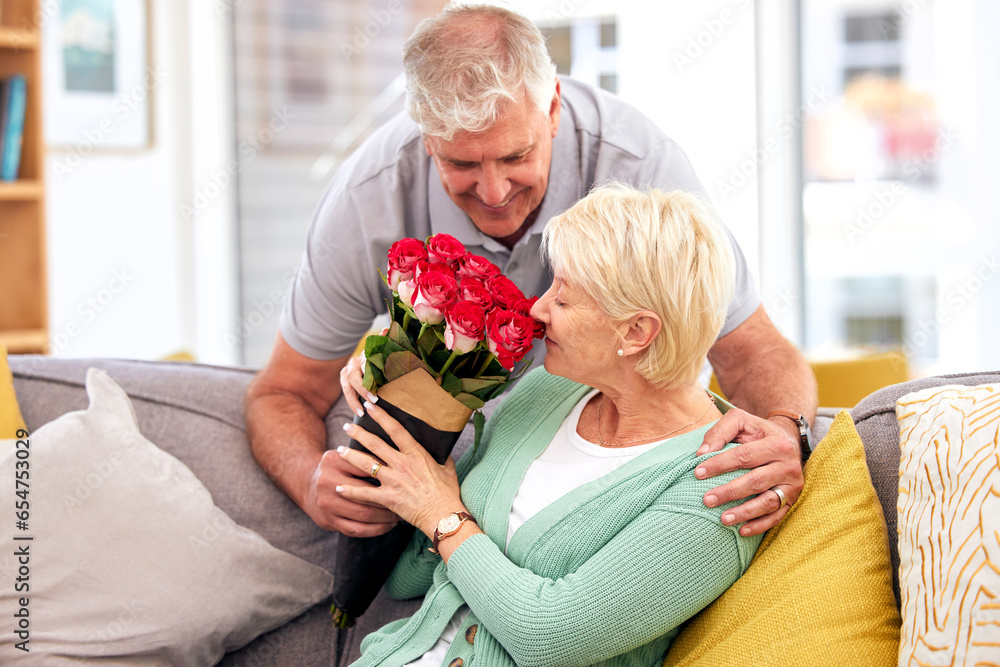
697;305;817;536
245;332;399;537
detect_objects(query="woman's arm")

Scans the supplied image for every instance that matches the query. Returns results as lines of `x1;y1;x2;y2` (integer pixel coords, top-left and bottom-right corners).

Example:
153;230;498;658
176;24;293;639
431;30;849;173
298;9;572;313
447;510;746;667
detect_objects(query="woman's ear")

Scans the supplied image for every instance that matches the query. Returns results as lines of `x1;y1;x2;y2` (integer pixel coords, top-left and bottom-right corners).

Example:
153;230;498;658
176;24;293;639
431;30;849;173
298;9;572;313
620;311;661;356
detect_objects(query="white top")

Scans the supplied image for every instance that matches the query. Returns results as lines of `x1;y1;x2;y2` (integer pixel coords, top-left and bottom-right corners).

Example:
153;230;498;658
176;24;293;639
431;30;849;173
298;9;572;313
407;389;669;666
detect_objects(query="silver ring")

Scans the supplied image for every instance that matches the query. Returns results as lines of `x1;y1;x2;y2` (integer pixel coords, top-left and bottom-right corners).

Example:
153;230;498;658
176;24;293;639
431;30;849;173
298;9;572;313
771;486;787;509
369;462;382;479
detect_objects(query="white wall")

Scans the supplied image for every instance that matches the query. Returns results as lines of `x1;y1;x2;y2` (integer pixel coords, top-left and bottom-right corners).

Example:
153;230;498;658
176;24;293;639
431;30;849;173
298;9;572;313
44;0;238;364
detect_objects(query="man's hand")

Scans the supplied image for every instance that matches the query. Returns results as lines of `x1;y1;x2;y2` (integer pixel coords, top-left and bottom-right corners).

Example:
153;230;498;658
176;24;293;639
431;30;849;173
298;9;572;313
694;408;804;536
246;332;399;537
304;449;399;537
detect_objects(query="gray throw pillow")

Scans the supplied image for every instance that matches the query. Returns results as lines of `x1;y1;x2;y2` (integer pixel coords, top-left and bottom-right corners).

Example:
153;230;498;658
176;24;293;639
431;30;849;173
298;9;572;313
0;368;334;665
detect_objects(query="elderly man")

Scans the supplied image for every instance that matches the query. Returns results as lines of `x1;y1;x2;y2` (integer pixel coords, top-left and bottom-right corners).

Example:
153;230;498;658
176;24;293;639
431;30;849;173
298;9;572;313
246;4;816;542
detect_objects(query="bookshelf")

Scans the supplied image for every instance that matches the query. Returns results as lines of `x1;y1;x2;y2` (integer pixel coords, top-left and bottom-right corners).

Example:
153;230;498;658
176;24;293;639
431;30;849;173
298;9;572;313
0;0;47;354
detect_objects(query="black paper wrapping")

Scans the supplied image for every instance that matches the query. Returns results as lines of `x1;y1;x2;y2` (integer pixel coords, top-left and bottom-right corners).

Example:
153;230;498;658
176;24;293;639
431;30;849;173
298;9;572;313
330;397;464;627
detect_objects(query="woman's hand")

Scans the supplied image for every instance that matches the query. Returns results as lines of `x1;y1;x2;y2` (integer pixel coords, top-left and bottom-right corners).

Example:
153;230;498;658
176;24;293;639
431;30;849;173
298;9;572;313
335;401;465;539
339;327;392;418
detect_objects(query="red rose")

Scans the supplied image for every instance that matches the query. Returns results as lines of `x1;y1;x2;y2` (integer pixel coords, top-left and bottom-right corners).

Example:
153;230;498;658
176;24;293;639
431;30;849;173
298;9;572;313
486;309;535;370
386;238;427;290
514;296;546;339
459;279;494;310
412;271;459;325
486;275;525;310
457;254;501;281
426;233;467;266
444;301;486;354
415;259;455;280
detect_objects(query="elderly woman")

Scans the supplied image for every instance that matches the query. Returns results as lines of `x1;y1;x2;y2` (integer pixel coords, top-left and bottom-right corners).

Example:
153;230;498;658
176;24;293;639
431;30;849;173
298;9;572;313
336;184;763;666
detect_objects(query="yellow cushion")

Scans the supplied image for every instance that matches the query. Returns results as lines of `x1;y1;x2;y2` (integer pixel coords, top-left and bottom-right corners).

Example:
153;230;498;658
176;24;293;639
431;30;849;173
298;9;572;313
896;384;1000;666
663;411;901;667
0;344;27;439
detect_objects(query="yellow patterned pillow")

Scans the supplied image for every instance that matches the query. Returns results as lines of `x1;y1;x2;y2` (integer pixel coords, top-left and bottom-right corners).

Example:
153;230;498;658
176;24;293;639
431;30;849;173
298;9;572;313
663;411;900;667
896;384;1000;666
0;344;27;439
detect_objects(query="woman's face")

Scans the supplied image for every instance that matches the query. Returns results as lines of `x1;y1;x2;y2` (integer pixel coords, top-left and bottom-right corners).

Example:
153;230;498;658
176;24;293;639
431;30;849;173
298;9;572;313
529;270;620;386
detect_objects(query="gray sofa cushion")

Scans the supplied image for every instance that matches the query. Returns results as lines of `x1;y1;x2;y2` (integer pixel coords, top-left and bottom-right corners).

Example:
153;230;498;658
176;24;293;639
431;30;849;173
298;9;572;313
10;356;343;666
851;369;1000;608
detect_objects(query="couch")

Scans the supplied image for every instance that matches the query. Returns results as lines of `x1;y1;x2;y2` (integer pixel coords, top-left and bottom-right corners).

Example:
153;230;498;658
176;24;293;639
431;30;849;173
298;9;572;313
8;355;1000;665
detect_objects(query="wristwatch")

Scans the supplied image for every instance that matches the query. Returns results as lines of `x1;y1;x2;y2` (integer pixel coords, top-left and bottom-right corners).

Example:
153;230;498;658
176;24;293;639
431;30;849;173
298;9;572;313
428;511;476;555
766;410;811;461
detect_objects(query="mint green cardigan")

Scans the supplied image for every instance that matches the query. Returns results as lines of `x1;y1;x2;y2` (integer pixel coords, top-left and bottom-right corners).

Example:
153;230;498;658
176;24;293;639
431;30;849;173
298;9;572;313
352;369;763;667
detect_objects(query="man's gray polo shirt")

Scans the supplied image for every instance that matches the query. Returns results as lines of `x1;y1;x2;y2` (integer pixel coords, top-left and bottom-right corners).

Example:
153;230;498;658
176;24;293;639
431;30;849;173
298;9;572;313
279;78;759;362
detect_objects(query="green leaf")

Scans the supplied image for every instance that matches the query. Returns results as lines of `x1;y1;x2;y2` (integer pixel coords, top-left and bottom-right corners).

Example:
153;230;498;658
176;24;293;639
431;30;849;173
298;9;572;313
362;364;375;392
364;335;389;358
369;364;387;389
384;351;431;382
384;339;407;356
366;352;385;371
417;326;439;357
472;410;486;457
455;393;485;410
388;321;417;353
441;372;462;396
461;377;500;394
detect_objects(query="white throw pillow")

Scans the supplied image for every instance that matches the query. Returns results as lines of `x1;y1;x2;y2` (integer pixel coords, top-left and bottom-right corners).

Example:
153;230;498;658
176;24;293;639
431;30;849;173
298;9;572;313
0;368;334;665
896;383;1000;667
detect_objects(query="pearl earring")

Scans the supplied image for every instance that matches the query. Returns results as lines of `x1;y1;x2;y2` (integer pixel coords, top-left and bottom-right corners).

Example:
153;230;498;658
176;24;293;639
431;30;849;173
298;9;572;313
617;349;624;357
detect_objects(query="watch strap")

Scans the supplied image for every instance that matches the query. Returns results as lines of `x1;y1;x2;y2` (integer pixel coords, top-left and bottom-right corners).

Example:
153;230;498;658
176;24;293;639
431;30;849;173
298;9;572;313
429;511;475;555
766;409;811;461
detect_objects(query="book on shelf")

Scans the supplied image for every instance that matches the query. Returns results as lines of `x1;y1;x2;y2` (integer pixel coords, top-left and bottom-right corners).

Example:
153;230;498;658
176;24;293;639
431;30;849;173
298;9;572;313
0;74;28;182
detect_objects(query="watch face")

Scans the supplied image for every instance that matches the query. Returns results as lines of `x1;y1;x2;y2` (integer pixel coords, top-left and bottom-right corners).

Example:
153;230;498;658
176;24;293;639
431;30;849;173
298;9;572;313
438;513;462;534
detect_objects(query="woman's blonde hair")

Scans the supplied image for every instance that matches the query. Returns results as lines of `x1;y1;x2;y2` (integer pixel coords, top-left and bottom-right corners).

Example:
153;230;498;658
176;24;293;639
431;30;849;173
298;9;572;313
542;184;735;389
403;3;557;140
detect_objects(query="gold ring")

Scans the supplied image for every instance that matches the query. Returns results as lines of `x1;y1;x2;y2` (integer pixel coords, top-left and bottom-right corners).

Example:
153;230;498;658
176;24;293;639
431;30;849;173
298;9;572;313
771;486;787;509
369;462;382;479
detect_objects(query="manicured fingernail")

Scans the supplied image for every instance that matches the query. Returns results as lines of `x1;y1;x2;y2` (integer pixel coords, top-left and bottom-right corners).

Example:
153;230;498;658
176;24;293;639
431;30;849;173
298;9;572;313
695;466;707;478
364;400;374;411
367;393;378;404
355;407;364;417
335;485;345;493
704;494;718;507
337;445;347;454
342;423;352;433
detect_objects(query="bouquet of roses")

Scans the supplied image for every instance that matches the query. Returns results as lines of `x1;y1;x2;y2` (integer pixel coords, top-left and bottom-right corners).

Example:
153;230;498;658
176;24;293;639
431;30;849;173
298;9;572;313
330;233;544;627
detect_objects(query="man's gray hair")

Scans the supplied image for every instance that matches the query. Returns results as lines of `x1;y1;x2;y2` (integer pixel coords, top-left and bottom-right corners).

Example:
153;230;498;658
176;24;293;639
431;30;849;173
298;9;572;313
403;3;558;140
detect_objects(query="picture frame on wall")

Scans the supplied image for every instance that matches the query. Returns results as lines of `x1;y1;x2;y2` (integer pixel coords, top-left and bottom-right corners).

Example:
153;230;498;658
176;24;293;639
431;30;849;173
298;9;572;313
42;0;153;149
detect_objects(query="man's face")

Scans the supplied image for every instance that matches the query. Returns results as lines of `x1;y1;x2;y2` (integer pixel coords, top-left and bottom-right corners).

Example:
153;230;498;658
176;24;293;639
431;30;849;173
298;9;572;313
424;82;561;243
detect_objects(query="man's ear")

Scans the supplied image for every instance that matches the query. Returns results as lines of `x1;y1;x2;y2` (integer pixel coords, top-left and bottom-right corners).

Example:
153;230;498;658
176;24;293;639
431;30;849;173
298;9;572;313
621;311;662;356
423;136;434;157
548;77;562;137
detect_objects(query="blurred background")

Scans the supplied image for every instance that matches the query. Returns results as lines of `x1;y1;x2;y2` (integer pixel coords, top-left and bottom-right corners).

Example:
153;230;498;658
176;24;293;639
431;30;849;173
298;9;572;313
2;0;997;384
